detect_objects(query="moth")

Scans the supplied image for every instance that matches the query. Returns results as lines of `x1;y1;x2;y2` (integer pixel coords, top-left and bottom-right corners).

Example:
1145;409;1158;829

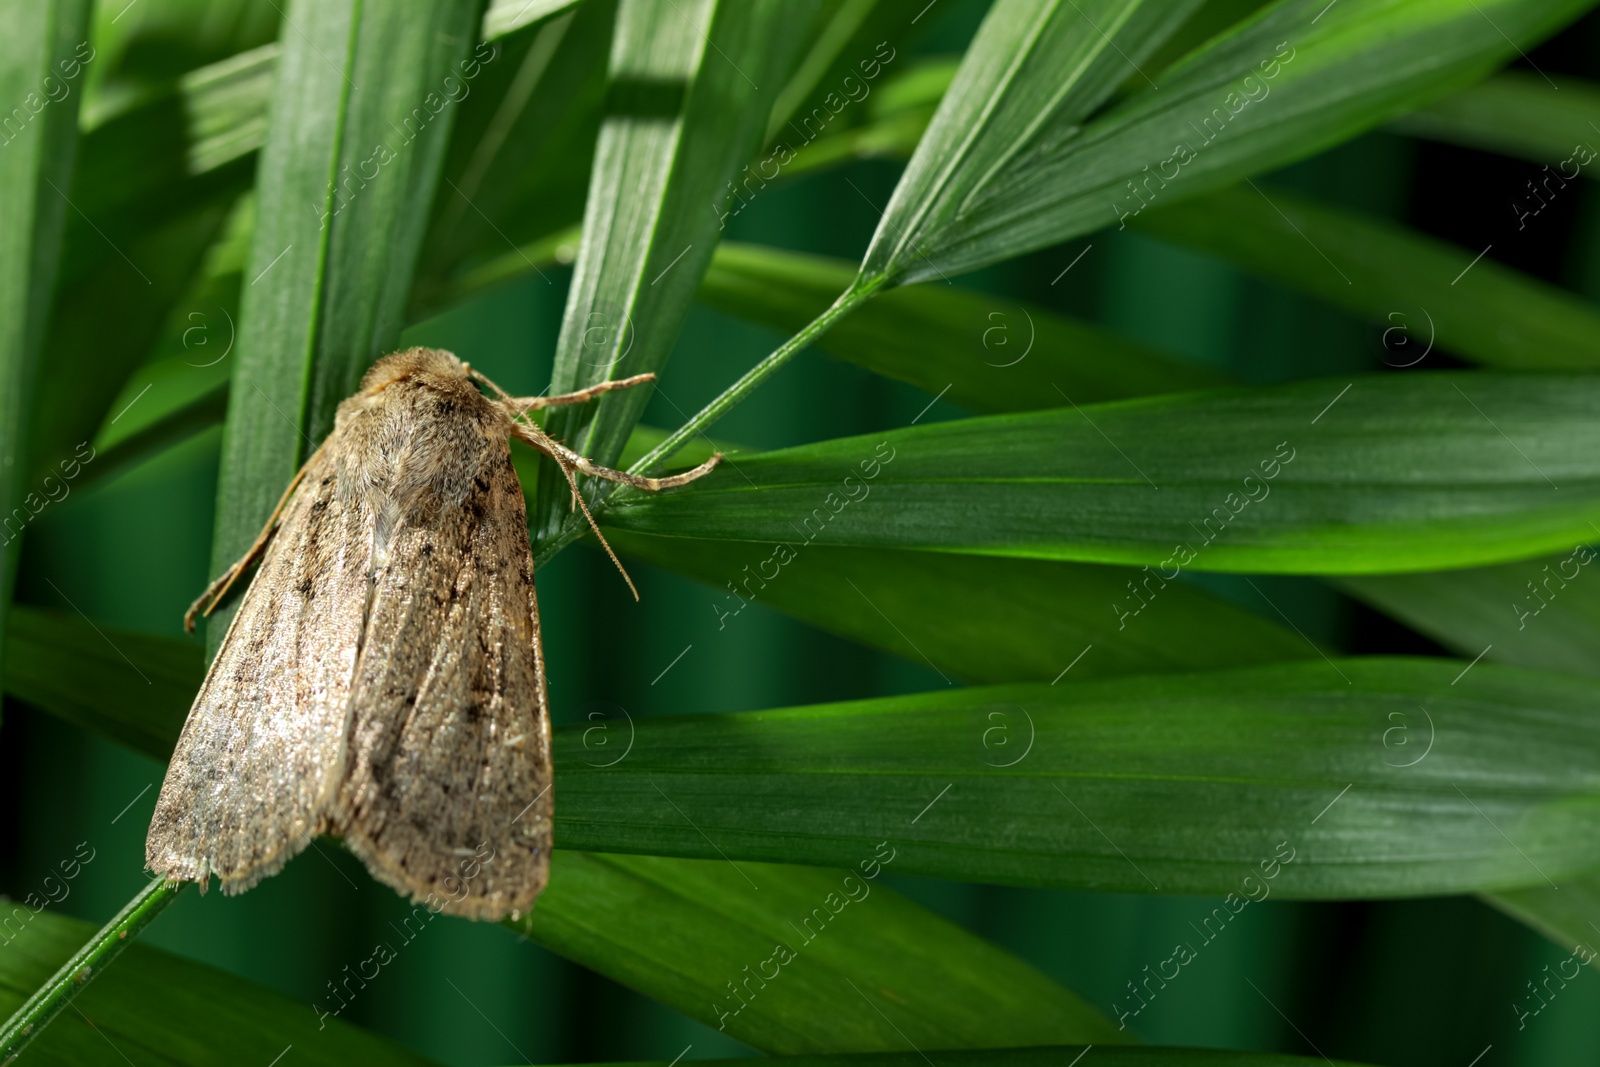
146;347;716;919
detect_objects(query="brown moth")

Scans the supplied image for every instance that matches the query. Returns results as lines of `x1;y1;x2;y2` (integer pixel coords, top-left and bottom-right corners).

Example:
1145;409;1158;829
146;347;716;919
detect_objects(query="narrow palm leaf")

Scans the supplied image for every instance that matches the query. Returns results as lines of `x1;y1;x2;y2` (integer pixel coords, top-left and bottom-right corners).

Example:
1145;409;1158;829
609;532;1311;683
1134;183;1600;371
208;0;479;646
551;658;1600;898
864;0;1596;284
0;0;89;693
519;852;1124;1052
1393;70;1600;169
700;242;1229;410
0;904;440;1066
534;0;808;545
601;373;1600;575
860;0;1205;284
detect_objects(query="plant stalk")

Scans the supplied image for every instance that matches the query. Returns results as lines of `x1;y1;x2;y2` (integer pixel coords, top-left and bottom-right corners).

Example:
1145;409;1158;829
0;877;184;1064
532;274;888;567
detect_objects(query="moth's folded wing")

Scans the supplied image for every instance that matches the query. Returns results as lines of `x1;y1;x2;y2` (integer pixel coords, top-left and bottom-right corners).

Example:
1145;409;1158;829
334;445;552;920
146;451;372;891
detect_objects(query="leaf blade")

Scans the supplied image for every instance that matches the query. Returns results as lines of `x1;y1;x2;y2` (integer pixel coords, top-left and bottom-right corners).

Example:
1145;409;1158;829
869;0;1597;284
208;0;480;648
1133;183;1600;371
535;0;809;547
602;373;1600;575
699;242;1229;410
0;0;90;694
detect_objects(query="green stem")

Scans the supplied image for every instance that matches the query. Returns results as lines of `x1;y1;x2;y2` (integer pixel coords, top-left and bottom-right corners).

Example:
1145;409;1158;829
629;274;886;476
0;878;184;1064
532;274;888;567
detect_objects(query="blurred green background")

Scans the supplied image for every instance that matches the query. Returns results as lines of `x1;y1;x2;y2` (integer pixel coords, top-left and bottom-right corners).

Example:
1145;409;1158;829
5;2;1600;1064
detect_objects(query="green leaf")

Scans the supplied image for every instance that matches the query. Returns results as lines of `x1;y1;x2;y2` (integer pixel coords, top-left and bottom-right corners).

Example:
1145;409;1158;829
3;606;196;762
566;1053;1373;1067
1392;69;1600;169
208;0;480;647
603;373;1600;575
414;0;614;308
552;657;1600;898
864;0;1596;284
0;0;90;690
1;613;1119;1051
699;242;1229;411
765;0;928;147
1341;544;1600;680
1334;543;1600;954
519;852;1125;1051
1133;183;1600;371
534;0;809;544
482;0;583;39
23;597;1600;900
0;901;440;1066
609;532;1312;683
861;0;1205;284
1486;880;1600;959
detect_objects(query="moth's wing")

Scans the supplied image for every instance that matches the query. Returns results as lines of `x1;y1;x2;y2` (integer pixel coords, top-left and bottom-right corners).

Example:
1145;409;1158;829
147;444;371;890
333;440;552;920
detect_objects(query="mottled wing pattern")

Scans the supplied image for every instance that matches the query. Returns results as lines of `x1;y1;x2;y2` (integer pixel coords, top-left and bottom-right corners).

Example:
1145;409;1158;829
332;433;552;920
147;445;372;891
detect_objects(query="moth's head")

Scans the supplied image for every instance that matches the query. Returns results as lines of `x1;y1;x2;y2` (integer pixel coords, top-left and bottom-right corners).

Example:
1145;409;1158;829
359;347;471;395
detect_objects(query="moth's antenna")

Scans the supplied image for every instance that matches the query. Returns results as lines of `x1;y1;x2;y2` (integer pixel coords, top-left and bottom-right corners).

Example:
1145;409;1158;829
550;451;640;601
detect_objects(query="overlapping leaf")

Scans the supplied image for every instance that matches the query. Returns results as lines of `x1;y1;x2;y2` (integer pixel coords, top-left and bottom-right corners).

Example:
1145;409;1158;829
1393;69;1600;168
863;0;1598;284
699;242;1228;410
603;373;1600;575
0;611;1120;1051
207;0;480;646
0;906;440;1066
609;532;1312;683
551;658;1600;898
534;0;810;545
1134;184;1600;370
859;0;1206;283
0;0;89;691
520;852;1124;1052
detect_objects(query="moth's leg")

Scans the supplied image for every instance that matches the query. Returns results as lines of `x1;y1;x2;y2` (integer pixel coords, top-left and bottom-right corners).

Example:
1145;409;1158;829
492;373;658;414
183;442;324;632
509;419;720;491
541;444;642;601
471;368;655;416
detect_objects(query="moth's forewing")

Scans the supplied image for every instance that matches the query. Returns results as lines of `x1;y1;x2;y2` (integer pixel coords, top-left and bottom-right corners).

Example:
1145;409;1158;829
332;396;552;918
146;445;370;891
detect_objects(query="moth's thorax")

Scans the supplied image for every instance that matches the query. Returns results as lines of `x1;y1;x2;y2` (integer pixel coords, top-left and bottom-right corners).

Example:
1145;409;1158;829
330;348;513;542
